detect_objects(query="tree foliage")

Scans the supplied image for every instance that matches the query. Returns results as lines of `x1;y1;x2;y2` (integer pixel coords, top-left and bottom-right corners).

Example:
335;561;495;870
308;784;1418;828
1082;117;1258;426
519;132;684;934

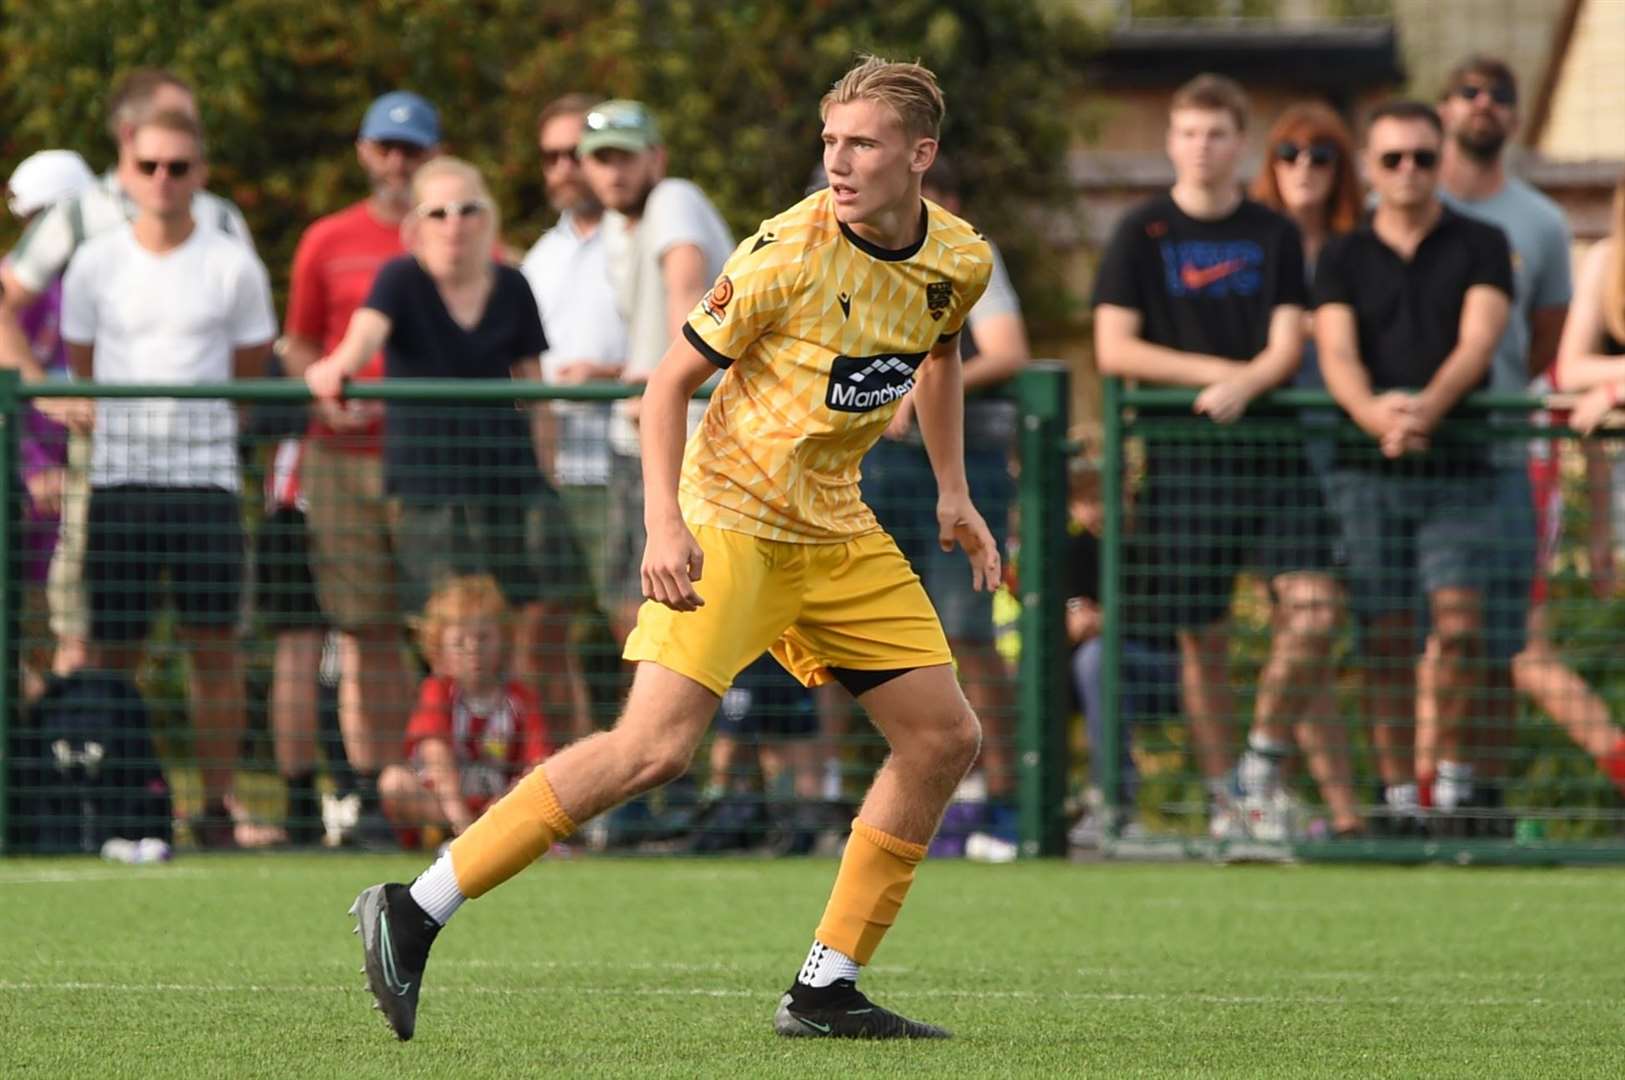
0;0;1095;327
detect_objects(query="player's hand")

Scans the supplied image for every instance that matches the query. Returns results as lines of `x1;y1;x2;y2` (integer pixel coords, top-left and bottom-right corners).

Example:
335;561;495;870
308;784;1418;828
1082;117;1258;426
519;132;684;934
937;492;1001;593
1193;375;1259;425
1570;384;1618;436
24;466;65;516
641;516;705;611
305;356;348;402
883;392;916;441
36;396;95;433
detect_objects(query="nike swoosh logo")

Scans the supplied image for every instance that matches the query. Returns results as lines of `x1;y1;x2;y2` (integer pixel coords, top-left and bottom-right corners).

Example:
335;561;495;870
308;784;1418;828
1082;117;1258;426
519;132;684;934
752;232;776;253
846;1008;873;1014
1180;258;1247;291
377;908;412;997
838;292;851;318
797;1016;832;1033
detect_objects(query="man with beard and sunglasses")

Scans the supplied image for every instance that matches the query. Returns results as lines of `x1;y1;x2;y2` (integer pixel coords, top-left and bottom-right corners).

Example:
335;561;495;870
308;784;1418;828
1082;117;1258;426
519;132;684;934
1417;55;1579;835
278;91;442;849
1315;100;1512;835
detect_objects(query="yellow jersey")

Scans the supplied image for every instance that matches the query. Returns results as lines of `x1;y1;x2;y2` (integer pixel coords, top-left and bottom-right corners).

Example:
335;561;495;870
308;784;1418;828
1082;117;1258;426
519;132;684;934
679;189;992;542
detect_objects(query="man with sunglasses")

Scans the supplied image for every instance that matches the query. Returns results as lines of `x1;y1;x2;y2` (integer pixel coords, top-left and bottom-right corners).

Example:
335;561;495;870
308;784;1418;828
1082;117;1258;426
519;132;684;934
60;109;277;848
0;68;256;688
278;91;441;849
1315;99;1512;835
1428;56;1576;834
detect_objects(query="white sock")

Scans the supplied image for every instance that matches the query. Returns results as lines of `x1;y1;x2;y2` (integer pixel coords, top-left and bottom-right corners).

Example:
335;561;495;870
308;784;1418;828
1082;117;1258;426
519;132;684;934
1237;733;1290;796
1383;782;1420;813
821;759;843;802
1434;761;1475;812
408;851;466;926
797;939;860;988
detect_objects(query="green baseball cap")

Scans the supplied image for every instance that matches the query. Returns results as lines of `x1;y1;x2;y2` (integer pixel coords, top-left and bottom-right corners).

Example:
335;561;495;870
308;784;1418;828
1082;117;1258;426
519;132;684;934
579;99;661;156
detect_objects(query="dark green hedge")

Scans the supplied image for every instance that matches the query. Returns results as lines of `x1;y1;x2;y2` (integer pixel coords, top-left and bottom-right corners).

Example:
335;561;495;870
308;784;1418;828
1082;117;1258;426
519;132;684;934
0;0;1095;328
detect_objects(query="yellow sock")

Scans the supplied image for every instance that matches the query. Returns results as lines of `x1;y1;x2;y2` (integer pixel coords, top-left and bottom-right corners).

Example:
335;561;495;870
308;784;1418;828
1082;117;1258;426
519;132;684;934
448;767;575;899
813;820;927;965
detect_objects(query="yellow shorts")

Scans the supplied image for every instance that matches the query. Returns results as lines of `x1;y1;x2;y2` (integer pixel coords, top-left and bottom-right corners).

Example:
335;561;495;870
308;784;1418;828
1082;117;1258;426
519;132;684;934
623;525;953;696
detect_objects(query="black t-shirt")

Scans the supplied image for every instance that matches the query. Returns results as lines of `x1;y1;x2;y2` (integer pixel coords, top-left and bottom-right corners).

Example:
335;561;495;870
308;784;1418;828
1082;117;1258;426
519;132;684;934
363;257;548;499
1067;528;1170;648
1313;207;1512;393
1091;193;1308;362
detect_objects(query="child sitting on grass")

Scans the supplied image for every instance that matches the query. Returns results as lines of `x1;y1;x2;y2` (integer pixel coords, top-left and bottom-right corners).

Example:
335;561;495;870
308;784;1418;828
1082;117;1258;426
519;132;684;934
380;575;550;842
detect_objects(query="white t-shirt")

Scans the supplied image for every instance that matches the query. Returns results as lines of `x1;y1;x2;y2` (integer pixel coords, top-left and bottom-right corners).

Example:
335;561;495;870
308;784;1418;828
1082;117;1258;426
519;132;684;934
603;178;733;455
61;224;277;491
520;211;627;485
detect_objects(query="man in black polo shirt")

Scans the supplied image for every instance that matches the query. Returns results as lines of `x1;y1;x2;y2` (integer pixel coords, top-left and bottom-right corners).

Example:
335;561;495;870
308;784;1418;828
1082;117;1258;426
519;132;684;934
1094;73;1346;841
1316;99;1512;833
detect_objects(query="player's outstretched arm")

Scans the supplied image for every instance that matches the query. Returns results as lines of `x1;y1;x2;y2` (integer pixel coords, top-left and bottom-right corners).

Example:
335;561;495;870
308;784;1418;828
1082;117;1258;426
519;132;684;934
639;334;717;611
913;335;1000;592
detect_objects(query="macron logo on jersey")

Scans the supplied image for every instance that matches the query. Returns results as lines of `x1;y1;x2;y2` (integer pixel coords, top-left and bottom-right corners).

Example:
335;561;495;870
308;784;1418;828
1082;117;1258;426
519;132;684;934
826;352;926;413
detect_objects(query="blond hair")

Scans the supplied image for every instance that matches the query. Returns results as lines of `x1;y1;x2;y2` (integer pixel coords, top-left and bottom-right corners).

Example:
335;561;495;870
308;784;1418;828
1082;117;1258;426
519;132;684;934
1607;169;1625;345
418;574;509;673
820;55;945;141
410;155;501;240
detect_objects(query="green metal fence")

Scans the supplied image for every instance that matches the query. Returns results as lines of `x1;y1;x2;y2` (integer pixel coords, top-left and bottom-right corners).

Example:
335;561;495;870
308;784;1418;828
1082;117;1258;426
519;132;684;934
0;368;1075;858
1099;380;1625;864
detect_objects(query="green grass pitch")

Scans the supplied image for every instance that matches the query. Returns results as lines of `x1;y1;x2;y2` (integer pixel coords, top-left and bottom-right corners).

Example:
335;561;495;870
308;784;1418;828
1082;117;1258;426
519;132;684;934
2;855;1621;1078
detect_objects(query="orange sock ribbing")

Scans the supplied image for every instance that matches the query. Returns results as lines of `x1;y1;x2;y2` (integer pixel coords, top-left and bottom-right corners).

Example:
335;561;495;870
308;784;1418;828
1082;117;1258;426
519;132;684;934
448;767;575;899
813;820;927;965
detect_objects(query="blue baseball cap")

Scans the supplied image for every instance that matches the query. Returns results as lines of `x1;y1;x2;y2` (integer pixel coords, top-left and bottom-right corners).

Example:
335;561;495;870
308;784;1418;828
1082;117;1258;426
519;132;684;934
359;91;440;148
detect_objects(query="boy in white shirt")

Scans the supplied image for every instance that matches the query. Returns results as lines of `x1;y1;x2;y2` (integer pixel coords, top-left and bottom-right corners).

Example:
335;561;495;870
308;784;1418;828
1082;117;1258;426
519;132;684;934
62;109;277;848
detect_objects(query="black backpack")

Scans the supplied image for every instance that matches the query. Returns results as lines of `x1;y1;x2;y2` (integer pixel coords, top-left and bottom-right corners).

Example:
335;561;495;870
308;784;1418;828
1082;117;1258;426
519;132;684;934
7;670;173;853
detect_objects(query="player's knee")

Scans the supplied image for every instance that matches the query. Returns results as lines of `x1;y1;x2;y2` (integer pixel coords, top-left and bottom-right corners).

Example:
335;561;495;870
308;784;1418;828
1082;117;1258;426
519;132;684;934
626;733;698;790
930;709;982;776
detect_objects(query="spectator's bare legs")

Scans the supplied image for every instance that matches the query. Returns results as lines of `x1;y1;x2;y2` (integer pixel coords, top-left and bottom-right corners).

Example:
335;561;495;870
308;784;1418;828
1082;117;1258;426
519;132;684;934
339;627;413;772
954;641;1014;799
1251;572;1358;831
1177;623;1235;784
1367;612;1418;794
1514;605;1625;783
513;599;591;743
759;738;823;802
178;626;245;810
817;682;853;800
271;629;323;777
1427;588;1482;810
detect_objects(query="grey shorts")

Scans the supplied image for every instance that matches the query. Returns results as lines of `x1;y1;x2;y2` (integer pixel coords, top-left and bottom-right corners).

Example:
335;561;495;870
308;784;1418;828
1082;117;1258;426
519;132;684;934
1325;467;1498;623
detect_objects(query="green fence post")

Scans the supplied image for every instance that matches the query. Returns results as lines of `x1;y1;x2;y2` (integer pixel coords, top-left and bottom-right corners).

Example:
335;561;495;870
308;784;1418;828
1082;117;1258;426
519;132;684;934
1015;362;1070;856
1099;376;1123;835
0;369;18;853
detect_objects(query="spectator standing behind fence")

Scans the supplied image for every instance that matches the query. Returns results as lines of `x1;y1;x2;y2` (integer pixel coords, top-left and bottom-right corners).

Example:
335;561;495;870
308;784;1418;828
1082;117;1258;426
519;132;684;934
857;157;1026;824
306;157;590;789
583;100;734;643
1315;100;1511;835
61;109;277;848
519;93;630;742
279;91;440;847
1092;74;1343;842
0;69;256;681
379;575;551;843
1422;55;1578;832
1248;103;1367;836
1539;167;1625;799
3;150;95;701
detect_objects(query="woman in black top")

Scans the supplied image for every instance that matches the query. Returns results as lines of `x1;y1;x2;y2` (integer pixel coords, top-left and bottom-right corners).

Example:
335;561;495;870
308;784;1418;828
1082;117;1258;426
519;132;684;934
307;157;589;721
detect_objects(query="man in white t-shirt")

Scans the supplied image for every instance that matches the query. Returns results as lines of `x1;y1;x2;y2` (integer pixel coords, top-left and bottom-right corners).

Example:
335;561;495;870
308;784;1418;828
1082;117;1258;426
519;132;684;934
578;99;733;641
0;68;256;679
62;110;277;849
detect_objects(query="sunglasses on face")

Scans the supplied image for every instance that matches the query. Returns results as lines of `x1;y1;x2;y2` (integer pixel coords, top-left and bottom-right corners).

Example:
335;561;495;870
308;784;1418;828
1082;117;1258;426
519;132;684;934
1377;148;1439;171
374;139;431;158
1455;83;1517;107
1273;140;1338;167
135;158;194;178
416;199;490;221
540;145;579;167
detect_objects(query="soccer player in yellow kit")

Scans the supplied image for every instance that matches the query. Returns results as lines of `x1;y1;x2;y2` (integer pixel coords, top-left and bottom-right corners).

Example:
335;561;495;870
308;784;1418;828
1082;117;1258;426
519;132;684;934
349;56;997;1041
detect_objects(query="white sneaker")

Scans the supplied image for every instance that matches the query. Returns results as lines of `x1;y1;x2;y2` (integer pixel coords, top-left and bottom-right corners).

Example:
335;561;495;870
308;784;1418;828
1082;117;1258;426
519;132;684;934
1238;788;1306;843
321;791;360;848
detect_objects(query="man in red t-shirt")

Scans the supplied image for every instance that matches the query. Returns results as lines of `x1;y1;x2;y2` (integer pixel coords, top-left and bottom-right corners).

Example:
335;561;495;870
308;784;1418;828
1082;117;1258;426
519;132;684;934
280;91;441;845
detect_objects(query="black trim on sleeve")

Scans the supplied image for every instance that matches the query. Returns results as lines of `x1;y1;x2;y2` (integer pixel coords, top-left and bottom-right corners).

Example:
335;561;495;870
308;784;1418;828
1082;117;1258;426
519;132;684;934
682;322;735;369
936;328;962;346
838;202;929;262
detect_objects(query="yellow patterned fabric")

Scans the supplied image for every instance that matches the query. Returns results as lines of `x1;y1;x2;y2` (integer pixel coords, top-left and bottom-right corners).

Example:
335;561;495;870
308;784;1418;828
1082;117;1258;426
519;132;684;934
679;189;991;542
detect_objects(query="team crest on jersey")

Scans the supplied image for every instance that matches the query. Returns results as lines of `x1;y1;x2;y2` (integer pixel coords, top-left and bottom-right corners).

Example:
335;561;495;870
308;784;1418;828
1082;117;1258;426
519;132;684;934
702;275;734;324
826;352;927;413
926;280;953;320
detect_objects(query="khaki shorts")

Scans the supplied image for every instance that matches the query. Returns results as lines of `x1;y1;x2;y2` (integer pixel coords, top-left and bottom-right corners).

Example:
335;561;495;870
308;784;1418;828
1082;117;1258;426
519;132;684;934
302;439;399;630
46;432;90;642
